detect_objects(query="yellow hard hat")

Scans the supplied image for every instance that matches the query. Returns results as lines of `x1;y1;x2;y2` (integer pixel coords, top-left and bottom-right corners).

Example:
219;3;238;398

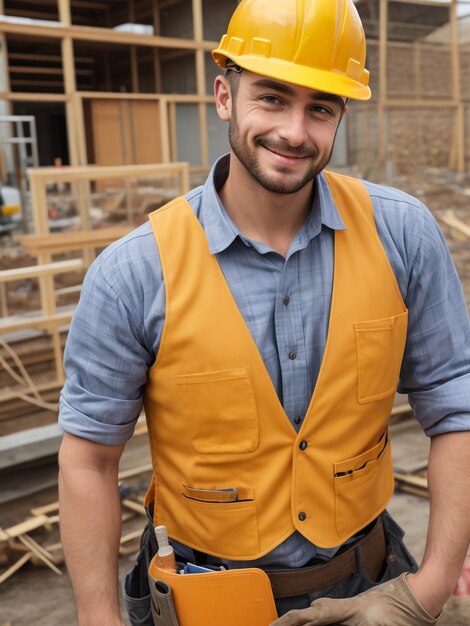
212;0;371;101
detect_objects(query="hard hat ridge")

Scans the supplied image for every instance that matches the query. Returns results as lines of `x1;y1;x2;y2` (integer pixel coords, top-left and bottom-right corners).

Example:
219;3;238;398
212;0;371;101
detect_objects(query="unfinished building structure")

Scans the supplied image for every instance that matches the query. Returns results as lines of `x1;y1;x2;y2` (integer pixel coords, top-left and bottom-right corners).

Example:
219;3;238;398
0;0;468;180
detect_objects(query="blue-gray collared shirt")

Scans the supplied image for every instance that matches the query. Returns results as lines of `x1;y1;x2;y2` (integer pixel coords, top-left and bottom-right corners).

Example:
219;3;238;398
59;154;470;566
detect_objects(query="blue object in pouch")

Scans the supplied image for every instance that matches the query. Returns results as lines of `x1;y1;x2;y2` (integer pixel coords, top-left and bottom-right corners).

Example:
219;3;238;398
183;562;217;574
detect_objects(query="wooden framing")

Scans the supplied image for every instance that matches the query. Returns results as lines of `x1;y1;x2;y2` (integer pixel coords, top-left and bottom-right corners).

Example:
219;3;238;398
0;0;467;191
0;162;189;402
0;0;222;177
370;0;467;174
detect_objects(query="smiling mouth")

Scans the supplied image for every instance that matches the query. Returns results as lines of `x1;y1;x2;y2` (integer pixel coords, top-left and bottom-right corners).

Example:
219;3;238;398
263;145;310;161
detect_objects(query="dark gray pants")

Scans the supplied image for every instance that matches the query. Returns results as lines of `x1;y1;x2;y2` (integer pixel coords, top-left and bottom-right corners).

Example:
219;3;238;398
123;510;418;626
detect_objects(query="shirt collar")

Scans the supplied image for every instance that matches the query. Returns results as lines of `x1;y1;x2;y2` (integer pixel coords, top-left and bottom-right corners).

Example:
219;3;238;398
200;154;346;255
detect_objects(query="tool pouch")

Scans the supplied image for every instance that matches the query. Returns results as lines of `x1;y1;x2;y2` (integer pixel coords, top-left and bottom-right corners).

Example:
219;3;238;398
148;557;278;626
150;579;180;626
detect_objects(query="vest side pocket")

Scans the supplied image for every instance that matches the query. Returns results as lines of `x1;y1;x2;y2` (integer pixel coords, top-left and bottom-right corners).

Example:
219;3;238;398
181;489;259;557
334;431;394;539
175;368;259;454
354;310;408;404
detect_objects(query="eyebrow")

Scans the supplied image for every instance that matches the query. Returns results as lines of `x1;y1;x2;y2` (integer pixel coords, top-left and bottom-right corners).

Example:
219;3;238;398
251;78;346;107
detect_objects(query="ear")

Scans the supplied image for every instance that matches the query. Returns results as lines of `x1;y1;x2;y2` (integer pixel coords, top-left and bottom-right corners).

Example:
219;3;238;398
214;75;232;122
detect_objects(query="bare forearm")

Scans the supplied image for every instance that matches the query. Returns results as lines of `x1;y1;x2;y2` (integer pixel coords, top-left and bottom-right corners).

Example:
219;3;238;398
408;431;470;616
58;433;125;626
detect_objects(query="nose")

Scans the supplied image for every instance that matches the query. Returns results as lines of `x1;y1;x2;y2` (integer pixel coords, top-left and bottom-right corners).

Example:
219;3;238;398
278;108;308;147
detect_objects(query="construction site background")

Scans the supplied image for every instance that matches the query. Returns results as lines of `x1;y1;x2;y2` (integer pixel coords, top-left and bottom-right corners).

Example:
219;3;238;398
1;1;470;625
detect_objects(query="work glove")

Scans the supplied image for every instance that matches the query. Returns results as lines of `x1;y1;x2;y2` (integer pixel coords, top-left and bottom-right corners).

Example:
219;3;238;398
270;573;439;625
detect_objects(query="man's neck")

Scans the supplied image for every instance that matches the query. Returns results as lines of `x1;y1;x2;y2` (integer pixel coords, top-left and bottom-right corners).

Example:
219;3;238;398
218;155;314;257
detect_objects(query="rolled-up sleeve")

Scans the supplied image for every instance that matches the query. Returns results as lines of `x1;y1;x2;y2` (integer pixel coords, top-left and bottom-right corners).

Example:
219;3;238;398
398;206;470;436
59;228;164;445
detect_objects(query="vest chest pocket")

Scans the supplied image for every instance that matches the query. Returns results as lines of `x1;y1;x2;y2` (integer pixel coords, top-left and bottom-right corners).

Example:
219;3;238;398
354;310;408;404
175;368;259;454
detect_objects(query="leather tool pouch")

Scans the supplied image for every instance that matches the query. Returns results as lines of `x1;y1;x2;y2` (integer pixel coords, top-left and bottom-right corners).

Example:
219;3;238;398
150;579;180;626
148;557;278;626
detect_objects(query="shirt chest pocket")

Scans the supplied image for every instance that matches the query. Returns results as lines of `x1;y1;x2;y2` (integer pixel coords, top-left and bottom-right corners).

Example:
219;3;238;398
175;368;259;454
354;310;408;404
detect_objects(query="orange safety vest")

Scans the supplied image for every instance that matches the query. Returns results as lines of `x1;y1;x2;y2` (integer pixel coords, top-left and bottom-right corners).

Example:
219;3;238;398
144;171;408;558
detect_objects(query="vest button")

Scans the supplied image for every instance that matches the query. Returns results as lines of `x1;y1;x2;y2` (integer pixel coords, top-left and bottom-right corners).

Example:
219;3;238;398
298;512;307;521
283;295;290;306
299;440;308;450
288;351;297;360
294;416;301;425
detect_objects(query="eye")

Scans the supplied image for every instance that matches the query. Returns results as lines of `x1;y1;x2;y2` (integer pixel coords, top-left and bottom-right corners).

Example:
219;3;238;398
261;95;282;105
310;104;333;115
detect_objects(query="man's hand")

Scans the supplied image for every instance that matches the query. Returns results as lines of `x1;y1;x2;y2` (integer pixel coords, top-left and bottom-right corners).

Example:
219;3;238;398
270;574;438;625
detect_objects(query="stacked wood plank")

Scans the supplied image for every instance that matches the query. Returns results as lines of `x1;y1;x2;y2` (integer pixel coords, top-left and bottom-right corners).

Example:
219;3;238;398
0;461;152;586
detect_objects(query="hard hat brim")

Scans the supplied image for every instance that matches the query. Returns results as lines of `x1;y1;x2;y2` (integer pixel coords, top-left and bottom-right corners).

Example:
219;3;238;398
212;51;371;102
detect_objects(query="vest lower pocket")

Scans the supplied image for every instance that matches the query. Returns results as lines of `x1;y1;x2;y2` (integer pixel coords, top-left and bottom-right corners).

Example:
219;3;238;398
175;368;259;454
354;310;408;404
181;488;259;558
334;431;394;539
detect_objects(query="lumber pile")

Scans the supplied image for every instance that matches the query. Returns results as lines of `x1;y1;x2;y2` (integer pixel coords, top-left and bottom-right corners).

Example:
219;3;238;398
394;469;428;499
0;462;152;585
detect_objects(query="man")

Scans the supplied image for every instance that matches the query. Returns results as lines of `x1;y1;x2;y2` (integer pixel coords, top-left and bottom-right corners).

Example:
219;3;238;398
58;0;470;624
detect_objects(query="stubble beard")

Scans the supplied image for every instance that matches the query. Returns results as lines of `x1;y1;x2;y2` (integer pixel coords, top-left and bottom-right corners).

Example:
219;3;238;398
228;110;333;195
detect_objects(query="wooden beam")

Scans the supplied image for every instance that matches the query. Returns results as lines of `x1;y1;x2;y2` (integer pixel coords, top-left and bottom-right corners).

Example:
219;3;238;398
440;209;470;239
382;0;450;5
27;161;190;182
10;0;104;8
384;99;458;108
9;52;94;63
10;66;92;76
0;312;73;334
2;8;59;20
78;91;213;103
0;91;68;101
0;20;218;51
0;259;83;283
9;79;64;87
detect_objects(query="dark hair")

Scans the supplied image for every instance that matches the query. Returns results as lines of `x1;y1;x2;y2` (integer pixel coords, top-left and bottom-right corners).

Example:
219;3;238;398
225;69;241;100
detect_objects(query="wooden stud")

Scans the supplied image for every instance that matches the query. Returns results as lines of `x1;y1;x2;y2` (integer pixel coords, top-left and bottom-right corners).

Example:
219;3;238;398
0;552;32;585
377;0;388;170
151;0;162;92
450;0;465;173
159;97;171;163
17;535;62;575
169;101;177;161
0;282;8;317
440;209;470;239
58;0;71;26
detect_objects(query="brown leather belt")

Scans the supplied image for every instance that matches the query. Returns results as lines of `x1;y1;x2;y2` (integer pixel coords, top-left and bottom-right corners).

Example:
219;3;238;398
265;517;387;598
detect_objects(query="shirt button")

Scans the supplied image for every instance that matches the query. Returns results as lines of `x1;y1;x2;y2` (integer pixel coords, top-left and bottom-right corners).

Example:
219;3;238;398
294;416;301;425
288;351;297;360
299;440;308;450
298;512;307;521
283;295;290;306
